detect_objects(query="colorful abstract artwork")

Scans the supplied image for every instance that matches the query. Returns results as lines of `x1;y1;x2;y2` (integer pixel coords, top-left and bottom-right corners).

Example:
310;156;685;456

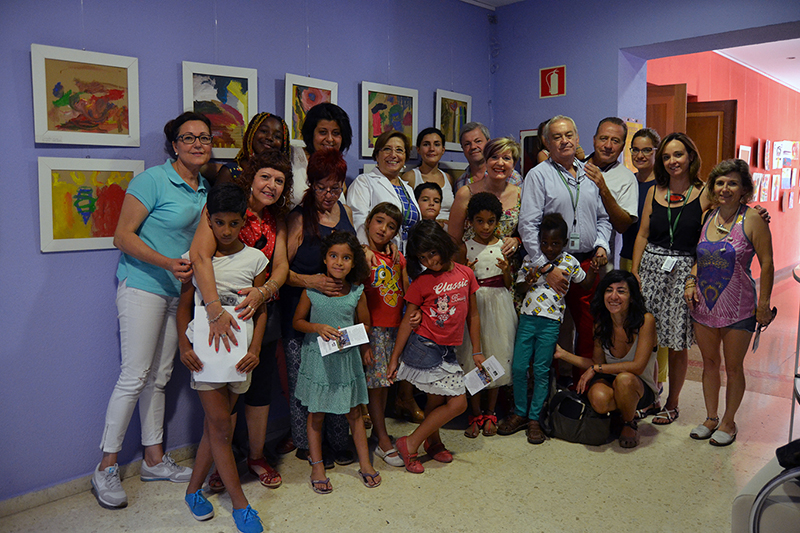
361;82;418;157
32;44;139;146
183;62;257;159
284;74;338;147
435;90;472;151
38;157;144;252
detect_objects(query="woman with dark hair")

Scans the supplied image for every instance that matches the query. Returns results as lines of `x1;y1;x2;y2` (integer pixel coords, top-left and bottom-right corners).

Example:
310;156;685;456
347;130;420;252
402;127;454;226
281;148;357;464
189;149;293;492
92;112;212;509
555;270;658;448
291;103;353;207
631;132;710;426
685;159;774;446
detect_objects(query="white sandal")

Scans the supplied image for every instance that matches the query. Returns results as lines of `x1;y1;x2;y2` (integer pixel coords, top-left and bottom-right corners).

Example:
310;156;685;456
374;445;404;467
690;417;720;440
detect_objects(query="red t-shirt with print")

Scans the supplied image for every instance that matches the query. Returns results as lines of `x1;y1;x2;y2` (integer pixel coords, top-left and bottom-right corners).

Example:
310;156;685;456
365;250;406;328
404;262;479;346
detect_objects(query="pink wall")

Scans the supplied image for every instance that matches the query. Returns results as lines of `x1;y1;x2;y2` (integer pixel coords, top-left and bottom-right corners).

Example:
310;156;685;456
648;51;800;277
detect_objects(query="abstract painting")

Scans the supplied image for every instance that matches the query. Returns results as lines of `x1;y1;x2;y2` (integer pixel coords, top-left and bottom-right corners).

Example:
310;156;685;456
38;157;144;252
183;62;257;159
361;82;418;157
435;90;472;151
284;74;337;147
31;44;139;146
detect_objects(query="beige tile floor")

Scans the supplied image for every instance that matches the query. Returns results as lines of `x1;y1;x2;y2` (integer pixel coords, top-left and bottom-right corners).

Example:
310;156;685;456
2;276;798;533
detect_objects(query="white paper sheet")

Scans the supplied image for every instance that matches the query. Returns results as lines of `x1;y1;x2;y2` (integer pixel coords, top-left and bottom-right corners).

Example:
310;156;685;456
192;306;247;382
317;323;369;357
464;356;506;396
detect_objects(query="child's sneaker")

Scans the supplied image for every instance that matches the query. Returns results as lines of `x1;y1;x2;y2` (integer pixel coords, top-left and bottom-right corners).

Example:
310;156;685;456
91;463;128;509
232;505;263;533
184;489;214;521
140;453;192;482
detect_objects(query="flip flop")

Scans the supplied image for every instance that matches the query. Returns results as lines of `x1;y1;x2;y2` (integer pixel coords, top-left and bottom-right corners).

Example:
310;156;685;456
309;476;332;494
358;470;381;488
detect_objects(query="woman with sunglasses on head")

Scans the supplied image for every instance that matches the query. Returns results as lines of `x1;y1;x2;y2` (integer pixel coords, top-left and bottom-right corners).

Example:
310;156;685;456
685;159;774;446
91;112;212;509
281;148;358;465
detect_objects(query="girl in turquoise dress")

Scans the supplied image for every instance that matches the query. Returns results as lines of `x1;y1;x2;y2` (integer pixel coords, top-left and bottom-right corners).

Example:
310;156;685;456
292;231;381;493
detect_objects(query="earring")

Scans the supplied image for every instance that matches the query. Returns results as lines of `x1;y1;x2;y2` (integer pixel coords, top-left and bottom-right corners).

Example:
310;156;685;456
278;195;286;207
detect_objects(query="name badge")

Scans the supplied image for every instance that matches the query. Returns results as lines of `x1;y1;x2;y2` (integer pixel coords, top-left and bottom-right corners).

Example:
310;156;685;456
568;232;580;251
661;257;677;272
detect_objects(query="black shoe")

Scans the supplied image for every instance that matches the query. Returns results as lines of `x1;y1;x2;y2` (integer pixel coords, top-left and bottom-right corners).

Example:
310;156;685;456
295;448;309;461
333;448;355;466
322;452;335;470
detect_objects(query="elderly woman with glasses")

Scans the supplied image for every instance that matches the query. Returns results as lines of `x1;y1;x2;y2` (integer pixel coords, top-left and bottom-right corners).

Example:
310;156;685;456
347;129;421;252
280;148;358;465
91;112;212;509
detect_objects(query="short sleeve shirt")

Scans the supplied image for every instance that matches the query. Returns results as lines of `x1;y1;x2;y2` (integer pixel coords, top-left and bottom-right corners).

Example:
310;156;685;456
517;252;585;321
404;262;479;345
116;160;209;297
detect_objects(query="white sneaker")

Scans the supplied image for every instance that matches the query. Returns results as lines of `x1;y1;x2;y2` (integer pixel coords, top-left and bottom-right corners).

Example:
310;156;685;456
91;463;128;508
140;453;192;482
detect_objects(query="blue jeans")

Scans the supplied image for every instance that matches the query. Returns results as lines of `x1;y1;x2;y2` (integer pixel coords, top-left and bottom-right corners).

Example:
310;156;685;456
512;314;560;421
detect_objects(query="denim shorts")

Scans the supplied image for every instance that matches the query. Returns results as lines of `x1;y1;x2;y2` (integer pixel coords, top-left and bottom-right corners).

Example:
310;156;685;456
401;332;456;370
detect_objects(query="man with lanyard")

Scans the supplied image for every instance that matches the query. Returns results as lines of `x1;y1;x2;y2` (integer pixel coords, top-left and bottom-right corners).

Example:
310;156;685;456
583;117;638;266
518;115;611;376
454;122;523;190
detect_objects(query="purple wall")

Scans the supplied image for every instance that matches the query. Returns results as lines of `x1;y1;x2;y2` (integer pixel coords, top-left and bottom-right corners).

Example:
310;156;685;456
0;0;492;501
492;0;800;154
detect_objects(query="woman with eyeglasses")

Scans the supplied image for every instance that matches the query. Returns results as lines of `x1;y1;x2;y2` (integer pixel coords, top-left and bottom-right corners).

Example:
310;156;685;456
91;112;212;509
347;130;421;253
281;148;358;465
685;159;774;446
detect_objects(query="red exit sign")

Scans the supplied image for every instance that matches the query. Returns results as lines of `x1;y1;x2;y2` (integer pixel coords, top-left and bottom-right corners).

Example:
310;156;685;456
539;66;566;98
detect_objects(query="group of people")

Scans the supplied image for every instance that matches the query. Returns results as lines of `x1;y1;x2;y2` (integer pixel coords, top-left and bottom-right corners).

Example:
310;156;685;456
90;105;775;532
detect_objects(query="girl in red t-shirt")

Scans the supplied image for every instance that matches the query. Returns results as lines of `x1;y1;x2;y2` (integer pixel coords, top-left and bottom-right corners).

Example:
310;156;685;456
363;203;409;467
387;220;485;473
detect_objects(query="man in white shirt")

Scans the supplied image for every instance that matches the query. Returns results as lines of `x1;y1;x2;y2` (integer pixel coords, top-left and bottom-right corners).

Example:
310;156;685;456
518;115;611;372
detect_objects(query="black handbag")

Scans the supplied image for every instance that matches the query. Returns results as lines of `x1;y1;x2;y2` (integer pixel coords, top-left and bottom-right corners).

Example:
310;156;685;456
542;388;611;446
776;438;800;469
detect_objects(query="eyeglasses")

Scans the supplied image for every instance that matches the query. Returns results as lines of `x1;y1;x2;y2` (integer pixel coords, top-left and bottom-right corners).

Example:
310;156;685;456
630;147;654;155
177;133;213;145
380;146;406;156
314;185;343;196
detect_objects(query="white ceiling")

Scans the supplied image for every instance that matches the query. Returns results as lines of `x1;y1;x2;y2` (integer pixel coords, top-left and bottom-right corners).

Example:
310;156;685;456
716;38;800;93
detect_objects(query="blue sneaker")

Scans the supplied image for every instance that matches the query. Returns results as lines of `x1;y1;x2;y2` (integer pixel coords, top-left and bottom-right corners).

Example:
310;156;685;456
232;505;263;533
184;489;214;521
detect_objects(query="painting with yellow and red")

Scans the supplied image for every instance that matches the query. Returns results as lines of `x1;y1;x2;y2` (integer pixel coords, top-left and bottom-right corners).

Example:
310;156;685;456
367;90;414;150
191;73;249;152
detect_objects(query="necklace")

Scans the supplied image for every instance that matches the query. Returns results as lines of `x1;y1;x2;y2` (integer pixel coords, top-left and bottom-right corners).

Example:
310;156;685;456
714;206;738;240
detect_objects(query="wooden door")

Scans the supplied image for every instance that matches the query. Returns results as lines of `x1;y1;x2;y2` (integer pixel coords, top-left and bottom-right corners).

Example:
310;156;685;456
686;100;737;179
646;83;687;138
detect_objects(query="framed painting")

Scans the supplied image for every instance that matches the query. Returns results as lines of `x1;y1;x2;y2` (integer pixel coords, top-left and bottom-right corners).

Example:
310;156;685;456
284;73;337;147
361;81;418;157
182;61;257;160
435;90;472;152
31;44;139;146
38;157;144;252
738;145;752;166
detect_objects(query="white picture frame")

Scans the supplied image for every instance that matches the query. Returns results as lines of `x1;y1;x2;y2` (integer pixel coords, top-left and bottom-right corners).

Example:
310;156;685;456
361;81;418;157
31;44;140;146
435;89;472;152
284;73;338;148
738;145;752;166
182;61;258;160
38;157;144;252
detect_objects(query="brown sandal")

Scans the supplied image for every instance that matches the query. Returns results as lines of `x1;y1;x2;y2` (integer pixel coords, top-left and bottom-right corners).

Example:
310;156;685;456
482;412;498;437
464;414;484;438
619;420;639;448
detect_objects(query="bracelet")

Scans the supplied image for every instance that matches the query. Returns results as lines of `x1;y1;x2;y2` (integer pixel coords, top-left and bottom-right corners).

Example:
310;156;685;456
266;279;279;294
204;298;220;308
598;364;603;373
541;263;555;274
256;286;268;303
472;351;483;356
208;309;225;323
685;274;697;284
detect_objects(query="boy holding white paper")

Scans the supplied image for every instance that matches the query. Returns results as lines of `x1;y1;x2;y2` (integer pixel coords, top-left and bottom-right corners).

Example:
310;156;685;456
176;183;267;532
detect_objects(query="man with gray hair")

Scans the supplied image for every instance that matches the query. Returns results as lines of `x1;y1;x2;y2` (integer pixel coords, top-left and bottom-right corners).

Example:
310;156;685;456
518;115;611;376
455;122;522;190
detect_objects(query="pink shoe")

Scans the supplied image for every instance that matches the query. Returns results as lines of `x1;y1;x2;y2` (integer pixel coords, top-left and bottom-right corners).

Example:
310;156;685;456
423;441;453;463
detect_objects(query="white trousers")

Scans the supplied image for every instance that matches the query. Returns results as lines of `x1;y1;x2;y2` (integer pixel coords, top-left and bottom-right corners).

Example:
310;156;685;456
100;280;179;453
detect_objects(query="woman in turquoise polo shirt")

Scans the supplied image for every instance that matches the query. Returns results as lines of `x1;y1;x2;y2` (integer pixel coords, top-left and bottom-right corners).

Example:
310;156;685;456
91;112;212;510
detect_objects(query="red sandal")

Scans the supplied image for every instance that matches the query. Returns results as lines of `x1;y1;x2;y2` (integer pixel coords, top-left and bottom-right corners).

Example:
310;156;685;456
208;469;225;493
464;414;485;438
395;436;424;474
247;457;282;488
